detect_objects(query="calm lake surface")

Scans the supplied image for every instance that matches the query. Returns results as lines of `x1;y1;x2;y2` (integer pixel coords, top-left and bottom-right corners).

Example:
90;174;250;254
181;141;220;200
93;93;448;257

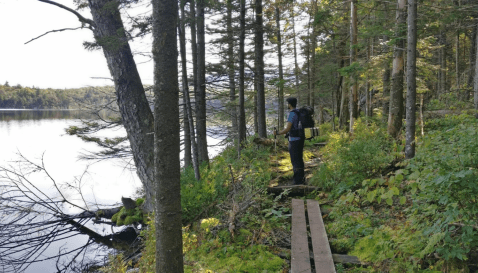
0;109;224;272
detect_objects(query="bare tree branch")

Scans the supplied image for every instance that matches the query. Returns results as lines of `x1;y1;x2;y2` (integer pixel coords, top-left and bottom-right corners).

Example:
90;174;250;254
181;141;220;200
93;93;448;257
24;27;84;45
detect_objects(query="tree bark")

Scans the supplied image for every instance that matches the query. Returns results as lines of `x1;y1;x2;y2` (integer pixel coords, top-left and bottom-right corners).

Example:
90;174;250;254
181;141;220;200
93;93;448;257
405;0;417;159
196;0;209;164
179;2;200;180
255;0;267;138
88;0;154;212
388;0;406;138
276;6;284;129
152;0;184;271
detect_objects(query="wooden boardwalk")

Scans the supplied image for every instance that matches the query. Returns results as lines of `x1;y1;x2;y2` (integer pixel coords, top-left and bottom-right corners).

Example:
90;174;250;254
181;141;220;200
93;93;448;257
291;199;336;273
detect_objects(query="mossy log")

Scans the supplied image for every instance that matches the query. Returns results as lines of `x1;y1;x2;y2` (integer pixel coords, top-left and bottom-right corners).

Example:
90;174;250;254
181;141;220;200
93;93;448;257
267;185;320;196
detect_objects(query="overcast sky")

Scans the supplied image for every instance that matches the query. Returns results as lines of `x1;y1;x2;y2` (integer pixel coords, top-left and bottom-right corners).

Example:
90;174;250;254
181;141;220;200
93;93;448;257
0;0;153;89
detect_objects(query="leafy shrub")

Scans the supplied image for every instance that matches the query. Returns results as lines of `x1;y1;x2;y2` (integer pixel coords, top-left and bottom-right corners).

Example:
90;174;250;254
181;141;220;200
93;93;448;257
309;119;396;195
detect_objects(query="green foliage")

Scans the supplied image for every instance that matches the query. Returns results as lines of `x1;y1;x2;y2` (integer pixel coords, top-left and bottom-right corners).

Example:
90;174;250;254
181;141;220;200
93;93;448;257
0;84;117;109
111;199;145;226
309;119;396;195
320;114;478;271
100;254;130;273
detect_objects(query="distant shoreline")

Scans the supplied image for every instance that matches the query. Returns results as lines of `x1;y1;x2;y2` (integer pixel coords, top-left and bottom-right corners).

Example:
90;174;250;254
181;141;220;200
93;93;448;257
0;108;85;111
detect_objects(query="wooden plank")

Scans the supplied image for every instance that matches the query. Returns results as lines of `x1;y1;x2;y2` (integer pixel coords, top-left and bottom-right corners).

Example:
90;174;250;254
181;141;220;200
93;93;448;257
307;199;336;273
291;199;311;273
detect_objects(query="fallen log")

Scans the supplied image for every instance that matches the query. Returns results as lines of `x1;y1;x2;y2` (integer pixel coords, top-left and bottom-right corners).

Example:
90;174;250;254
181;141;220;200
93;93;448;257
332;254;362;265
267;185;320;196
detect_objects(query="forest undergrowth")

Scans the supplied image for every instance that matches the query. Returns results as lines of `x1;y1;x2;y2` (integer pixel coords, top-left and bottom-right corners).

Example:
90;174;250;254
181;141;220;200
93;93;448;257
102;110;478;273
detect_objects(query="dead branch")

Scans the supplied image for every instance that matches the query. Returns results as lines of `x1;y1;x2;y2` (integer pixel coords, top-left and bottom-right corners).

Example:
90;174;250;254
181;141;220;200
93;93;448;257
24;27;84;45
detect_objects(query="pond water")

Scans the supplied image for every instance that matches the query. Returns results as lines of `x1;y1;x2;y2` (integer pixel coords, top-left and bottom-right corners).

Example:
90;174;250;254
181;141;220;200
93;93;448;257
0;109;224;272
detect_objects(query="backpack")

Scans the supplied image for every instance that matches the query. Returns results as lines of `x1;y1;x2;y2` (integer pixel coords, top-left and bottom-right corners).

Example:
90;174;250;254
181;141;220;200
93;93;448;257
289;106;315;139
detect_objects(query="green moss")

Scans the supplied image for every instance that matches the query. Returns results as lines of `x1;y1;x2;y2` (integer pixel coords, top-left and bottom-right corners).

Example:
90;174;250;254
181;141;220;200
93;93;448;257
135;198;144;207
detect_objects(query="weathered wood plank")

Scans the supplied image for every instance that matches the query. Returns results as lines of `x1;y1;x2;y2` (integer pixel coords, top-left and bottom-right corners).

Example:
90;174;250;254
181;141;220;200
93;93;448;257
291;199;311;273
331;254;361;264
307;199;336;273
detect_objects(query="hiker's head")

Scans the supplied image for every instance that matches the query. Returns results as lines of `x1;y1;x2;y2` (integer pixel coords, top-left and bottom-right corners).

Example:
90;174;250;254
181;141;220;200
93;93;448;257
286;97;297;108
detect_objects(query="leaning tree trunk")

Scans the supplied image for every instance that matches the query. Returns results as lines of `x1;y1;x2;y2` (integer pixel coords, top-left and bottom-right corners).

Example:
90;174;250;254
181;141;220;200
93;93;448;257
255;0;267;138
152;0;184;271
179;2;200;180
388;0;406;138
405;0;417;159
196;0;209;164
88;0;154;212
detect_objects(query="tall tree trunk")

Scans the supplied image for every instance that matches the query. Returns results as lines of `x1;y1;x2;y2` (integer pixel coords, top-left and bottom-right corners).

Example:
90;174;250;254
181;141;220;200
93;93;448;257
310;0;317;109
180;3;191;169
366;38;371;117
276;6;284;129
382;36;391;123
255;0;267;138
254;70;259;135
306;17;311;106
238;0;247;150
474;21;478;111
456;27;460;91
152;0;184;271
179;2;200;180
88;0;154;212
291;3;300;102
438;30;447;97
349;0;358;132
190;0;199;148
466;21;476;101
182;96;191;168
405;0;417;159
196;0;209;163
227;0;237;138
388;0;406;138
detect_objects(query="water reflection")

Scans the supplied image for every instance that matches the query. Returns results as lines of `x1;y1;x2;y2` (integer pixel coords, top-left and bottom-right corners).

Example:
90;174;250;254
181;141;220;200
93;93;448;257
0;109;98;121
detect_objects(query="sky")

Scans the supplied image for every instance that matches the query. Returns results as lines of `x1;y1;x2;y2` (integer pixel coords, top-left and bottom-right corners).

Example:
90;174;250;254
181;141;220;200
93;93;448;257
0;0;154;89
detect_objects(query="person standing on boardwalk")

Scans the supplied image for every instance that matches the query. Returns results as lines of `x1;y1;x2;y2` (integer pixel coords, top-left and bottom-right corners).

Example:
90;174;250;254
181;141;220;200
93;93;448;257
273;97;305;185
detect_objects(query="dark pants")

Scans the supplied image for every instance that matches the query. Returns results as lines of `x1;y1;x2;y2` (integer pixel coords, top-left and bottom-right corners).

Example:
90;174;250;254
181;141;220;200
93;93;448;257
289;138;305;184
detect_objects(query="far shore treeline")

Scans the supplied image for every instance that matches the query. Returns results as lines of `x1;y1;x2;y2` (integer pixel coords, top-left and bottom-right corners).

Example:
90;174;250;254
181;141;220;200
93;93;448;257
0;83;117;109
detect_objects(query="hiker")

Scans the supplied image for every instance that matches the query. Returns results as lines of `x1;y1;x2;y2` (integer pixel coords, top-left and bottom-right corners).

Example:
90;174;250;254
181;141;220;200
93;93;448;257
273;97;305;185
